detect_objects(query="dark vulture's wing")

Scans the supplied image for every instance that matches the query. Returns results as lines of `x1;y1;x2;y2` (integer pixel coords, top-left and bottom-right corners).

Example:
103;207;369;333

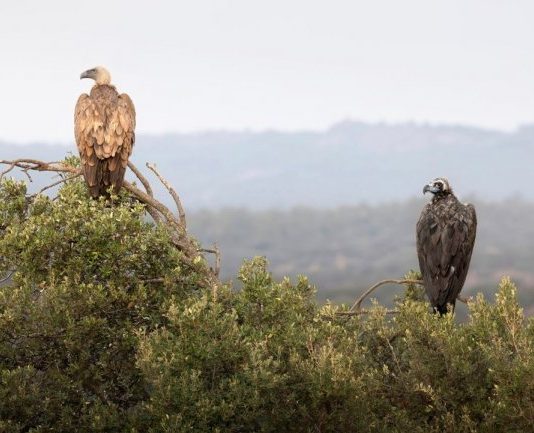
416;202;477;309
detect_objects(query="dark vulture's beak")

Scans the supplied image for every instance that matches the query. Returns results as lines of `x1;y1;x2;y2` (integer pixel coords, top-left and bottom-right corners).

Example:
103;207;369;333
423;184;439;195
80;70;91;80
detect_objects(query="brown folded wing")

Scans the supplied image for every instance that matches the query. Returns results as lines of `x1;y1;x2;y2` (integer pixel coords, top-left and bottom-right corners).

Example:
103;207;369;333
74;89;136;198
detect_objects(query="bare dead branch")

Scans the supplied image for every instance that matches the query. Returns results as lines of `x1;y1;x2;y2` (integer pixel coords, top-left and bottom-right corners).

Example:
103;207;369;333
0;159;78;175
346;278;470;316
457;295;470;305
0;158;220;291
144;206;163;225
0;161;18;180
32;173;81;197
199;244;221;277
337;309;400;316
0;270;15;284
123;164;163;224
122;181;180;227
349;279;424;313
146;162;186;229
128;161;153;197
214;243;221;277
21;168;33;182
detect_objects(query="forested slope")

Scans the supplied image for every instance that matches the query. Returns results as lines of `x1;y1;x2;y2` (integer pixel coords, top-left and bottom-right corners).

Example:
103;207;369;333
189;198;534;314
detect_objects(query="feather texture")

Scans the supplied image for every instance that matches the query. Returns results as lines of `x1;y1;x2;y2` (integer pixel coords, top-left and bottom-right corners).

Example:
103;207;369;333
74;84;135;198
416;193;477;314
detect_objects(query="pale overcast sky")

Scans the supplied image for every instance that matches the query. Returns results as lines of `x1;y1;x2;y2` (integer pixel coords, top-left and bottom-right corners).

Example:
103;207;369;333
1;0;534;143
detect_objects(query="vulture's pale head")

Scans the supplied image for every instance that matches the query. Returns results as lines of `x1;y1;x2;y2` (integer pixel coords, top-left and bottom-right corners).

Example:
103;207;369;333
80;66;111;85
423;177;452;196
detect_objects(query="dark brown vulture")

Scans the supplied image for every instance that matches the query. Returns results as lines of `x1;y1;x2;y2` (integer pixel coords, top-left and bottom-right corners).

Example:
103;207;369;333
74;66;136;198
416;178;477;314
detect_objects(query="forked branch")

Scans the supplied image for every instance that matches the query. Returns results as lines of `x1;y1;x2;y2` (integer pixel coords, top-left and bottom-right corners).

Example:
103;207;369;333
349;278;424;312
146;163;186;229
0;158;219;289
342;278;471;316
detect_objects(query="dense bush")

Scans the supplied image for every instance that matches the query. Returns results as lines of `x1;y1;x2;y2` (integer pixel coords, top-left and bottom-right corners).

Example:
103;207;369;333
0;178;207;431
137;263;534;433
0;178;533;432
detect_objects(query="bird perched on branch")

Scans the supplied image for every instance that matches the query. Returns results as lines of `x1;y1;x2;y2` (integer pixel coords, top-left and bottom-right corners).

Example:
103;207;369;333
74;66;136;198
416;178;477;314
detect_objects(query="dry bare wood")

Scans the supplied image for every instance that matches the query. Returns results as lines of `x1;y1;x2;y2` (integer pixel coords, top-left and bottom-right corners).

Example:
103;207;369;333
341;278;471;316
0;270;15;284
199;244;221;277
146;162;186;229
127;160;153;197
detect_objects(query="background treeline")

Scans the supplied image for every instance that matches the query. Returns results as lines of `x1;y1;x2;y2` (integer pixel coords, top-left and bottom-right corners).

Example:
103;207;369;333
189;198;534;315
0;178;533;432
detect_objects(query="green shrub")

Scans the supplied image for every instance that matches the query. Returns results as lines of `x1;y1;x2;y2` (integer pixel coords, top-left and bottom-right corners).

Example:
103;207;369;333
137;263;534;433
0;178;207;431
0;177;533;432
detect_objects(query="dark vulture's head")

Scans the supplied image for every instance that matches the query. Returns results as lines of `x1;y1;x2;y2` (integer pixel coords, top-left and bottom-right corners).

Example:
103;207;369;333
80;66;111;85
423;177;452;197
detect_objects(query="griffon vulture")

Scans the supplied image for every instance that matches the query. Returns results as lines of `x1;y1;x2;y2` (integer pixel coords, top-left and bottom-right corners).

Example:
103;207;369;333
75;66;135;198
416;178;477;314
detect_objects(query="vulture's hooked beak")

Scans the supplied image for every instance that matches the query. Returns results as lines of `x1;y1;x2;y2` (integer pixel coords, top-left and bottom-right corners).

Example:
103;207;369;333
80;70;91;80
423;184;439;195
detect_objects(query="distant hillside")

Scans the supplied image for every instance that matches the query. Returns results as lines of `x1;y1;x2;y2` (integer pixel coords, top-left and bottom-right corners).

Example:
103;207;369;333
2;121;534;208
188;199;534;315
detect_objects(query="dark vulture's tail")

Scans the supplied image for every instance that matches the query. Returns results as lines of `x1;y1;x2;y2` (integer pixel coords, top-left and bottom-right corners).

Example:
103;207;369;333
434;302;455;316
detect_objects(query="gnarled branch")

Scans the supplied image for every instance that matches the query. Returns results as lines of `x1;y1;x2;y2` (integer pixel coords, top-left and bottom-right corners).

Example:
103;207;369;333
349;279;424;312
0;158;219;290
343;278;471;316
199;244;221;277
146;163;186;229
127;160;153;198
31;173;82;197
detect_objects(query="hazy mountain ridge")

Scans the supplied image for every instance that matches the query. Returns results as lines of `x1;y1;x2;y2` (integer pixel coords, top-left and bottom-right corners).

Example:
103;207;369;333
2;120;533;209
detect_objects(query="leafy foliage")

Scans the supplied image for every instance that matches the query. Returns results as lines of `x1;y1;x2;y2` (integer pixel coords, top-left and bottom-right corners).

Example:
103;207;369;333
0;178;533;432
137;266;534;433
0;178;207;431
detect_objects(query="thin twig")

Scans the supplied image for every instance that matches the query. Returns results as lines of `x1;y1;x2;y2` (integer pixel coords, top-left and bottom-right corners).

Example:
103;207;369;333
127;161;161;223
0;159;80;175
146;162;186;229
199;244;221;277
214;243;221;277
349;279;424;312
0;161;18;180
128;161;154;197
21;168;33;182
122;181;179;226
457;295;469;305
337;309;400;316
32;173;81;196
347;278;470;315
0;270;15;284
0;158;220;291
0;161;176;232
